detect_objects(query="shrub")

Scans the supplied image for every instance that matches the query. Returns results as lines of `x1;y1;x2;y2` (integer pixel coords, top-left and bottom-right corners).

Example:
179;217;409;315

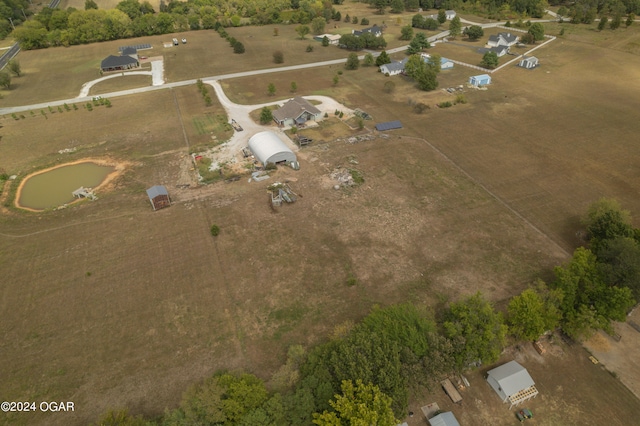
438;101;453;108
273;50;284;64
306;44;314;52
210;224;220;236
454;94;467;104
413;102;429;113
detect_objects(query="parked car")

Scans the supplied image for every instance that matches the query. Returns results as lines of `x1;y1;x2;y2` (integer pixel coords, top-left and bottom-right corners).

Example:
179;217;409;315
182;38;187;44
172;38;179;45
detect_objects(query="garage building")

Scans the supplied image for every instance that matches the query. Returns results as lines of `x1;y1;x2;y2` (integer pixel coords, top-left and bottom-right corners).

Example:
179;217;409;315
248;131;297;166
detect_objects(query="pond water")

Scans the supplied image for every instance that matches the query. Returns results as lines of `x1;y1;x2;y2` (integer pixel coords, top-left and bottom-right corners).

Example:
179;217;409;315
17;162;115;210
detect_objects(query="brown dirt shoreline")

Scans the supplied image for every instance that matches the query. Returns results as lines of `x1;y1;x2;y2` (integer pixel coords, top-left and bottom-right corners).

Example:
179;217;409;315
13;158;130;212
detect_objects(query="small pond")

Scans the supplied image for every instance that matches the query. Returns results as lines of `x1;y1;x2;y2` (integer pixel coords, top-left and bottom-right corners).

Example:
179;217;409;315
17;161;115;211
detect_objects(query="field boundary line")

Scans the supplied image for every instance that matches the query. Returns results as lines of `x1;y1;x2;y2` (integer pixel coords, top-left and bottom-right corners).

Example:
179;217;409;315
403;135;571;257
0;213;136;238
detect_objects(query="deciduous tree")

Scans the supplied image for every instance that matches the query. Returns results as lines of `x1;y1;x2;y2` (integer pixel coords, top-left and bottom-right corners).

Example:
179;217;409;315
312;380;397;426
0;71;11;89
267;83;276;96
449;16;461;39
400;24;413;40
443;292;508;369
464;25;484;41
7;60;21;77
296;24;310;39
528;22;545;40
508;286;561;341
260;107;273;124
344;52;360;70
311;16;326;34
481;51;499;69
437;9;446;24
375;50;391;66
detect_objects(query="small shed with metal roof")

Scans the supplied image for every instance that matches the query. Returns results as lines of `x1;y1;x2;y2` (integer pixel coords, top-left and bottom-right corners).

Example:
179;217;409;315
146;185;171;211
429;412;460;426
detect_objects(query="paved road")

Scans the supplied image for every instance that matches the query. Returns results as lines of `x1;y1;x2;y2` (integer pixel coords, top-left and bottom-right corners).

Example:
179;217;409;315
0;43;20;70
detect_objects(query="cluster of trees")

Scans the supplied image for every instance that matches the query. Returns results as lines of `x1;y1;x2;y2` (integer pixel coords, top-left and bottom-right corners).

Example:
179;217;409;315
561;0;639;25
507;198;639;341
0;0;31;39
359;0;548;18
95;299;512;425
411;13;440;30
339;32;387;50
10;0;295;48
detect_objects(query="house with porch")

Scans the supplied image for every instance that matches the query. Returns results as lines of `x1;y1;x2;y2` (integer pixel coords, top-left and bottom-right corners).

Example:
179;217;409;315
272;97;322;127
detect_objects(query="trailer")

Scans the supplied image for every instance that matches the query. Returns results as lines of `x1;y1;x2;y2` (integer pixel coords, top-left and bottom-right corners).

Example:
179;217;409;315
231;119;243;131
441;378;462;403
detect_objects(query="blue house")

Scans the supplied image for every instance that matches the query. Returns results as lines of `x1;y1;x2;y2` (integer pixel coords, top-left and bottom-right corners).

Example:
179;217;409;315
469;74;492;87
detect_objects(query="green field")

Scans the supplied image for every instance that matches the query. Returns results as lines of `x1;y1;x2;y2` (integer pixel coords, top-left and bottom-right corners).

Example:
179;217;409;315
2;9;640;425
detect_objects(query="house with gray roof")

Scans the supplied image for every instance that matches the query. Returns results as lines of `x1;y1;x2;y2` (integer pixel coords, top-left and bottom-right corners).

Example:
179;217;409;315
488;32;519;47
101;55;139;72
486;360;539;408
353;24;383;37
272;97;322;127
379;57;408;75
489;45;510;57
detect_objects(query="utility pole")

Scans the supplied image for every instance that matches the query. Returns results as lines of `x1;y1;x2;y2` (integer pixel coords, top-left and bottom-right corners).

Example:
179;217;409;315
8;17;14;30
21;9;26;20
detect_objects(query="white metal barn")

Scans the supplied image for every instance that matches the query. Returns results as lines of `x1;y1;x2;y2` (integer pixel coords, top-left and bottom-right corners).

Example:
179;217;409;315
486;360;538;408
248;131;297;166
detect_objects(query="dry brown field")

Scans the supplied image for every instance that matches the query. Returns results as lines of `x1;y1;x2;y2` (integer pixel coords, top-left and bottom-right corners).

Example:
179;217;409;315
3;15;640;426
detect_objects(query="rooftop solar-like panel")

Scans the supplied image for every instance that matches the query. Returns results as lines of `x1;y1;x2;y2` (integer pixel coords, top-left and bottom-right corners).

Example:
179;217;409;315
119;43;152;52
375;120;402;131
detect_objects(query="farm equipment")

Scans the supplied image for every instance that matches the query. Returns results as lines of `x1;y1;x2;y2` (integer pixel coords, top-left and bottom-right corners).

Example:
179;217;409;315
516;408;533;422
231;119;243;131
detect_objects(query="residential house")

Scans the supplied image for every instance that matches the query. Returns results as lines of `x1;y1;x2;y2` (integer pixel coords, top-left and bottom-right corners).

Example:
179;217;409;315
272;97;322;127
379;58;408;75
313;34;341;45
100;55;139;72
489;45;510;57
421;53;454;69
487;32;519;47
353;24;383;37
